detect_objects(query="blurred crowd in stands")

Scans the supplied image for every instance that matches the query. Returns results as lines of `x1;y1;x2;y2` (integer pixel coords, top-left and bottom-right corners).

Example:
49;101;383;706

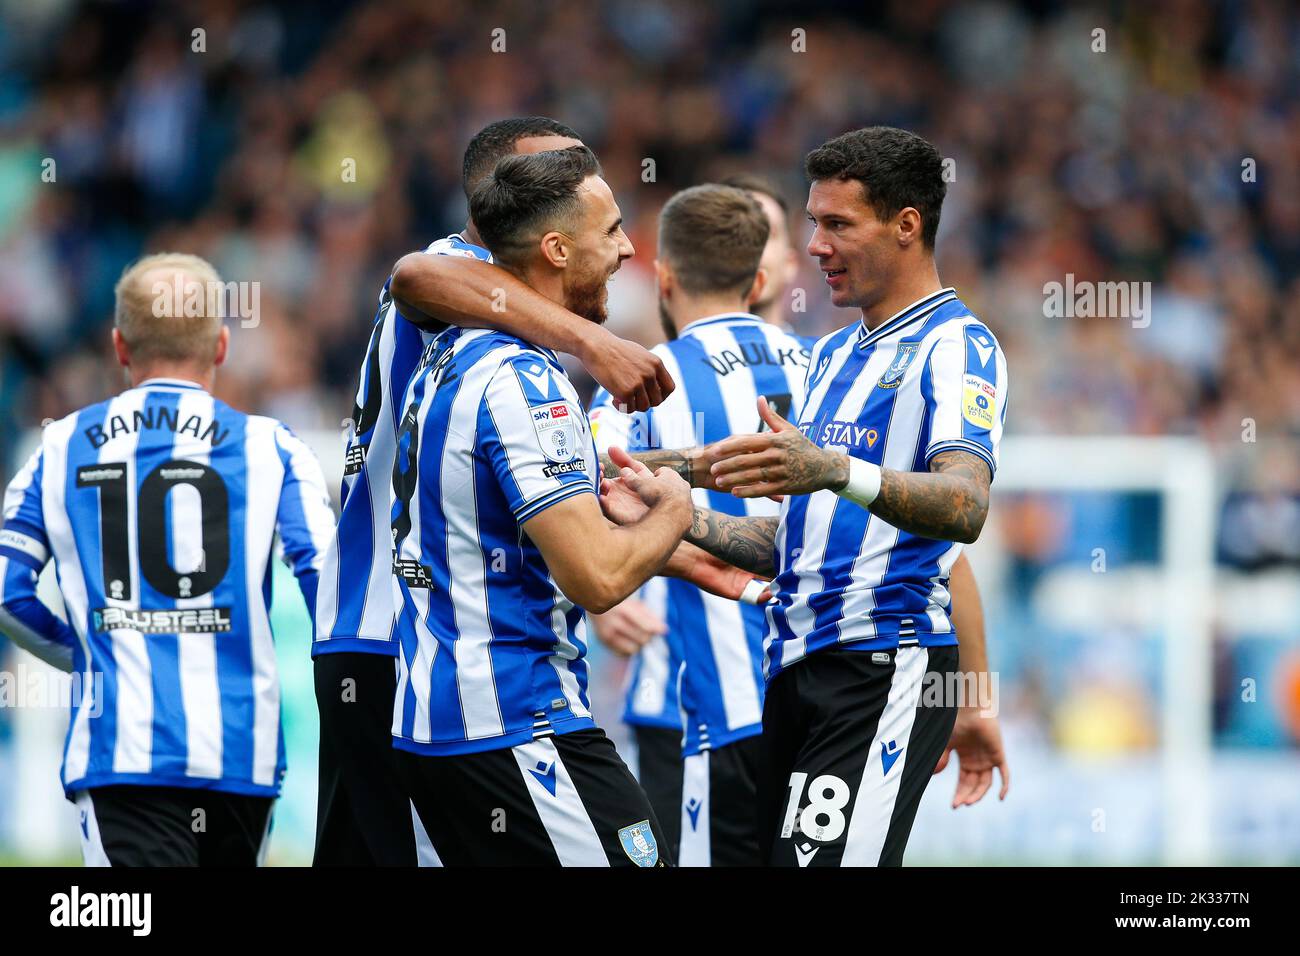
1;0;1298;574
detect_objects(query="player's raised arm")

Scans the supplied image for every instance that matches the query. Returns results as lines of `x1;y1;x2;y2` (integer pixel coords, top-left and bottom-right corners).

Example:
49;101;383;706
386;117;673;412
390;253;673;413
0;448;77;672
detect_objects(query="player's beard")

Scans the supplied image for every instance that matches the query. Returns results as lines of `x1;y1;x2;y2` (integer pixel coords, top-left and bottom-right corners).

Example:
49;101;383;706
565;270;610;325
658;300;678;341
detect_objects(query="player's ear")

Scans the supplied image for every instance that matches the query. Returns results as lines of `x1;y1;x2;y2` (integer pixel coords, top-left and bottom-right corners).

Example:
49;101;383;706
112;328;131;368
896;206;922;248
540;231;568;269
654;259;673;299
746;268;768;308
213;326;230;368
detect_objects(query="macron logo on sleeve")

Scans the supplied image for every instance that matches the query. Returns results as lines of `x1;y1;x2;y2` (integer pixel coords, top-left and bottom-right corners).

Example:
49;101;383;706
965;326;995;371
521;365;551;392
517;363;562;403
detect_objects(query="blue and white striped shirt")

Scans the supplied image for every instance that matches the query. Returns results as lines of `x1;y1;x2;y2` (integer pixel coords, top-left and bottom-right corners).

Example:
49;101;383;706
591;312;812;755
0;379;334;797
617;580;684;732
314;233;492;656
766;288;1008;678
390;327;601;755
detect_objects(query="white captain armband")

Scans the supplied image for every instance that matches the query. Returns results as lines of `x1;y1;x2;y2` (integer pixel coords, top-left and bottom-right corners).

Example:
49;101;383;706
0;528;48;567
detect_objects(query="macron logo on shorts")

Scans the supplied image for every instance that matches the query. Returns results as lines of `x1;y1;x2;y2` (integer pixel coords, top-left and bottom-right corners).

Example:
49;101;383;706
529;760;558;796
881;739;904;776
685;797;703;831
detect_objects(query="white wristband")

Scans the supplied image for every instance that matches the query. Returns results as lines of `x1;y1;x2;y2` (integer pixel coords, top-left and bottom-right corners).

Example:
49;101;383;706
834;456;882;509
739;579;769;605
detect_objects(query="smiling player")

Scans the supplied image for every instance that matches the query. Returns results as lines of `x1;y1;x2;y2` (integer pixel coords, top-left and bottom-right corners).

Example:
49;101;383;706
390;147;758;866
605;127;1010;866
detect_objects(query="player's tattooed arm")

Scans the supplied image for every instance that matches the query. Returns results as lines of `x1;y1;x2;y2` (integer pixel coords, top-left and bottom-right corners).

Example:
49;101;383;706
389;252;673;412
683;510;779;577
600;449;708;486
707;398;991;544
601;446;775;575
869;450;991;544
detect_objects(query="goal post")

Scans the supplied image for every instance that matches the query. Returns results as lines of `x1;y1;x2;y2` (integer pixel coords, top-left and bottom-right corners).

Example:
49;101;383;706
994;436;1218;864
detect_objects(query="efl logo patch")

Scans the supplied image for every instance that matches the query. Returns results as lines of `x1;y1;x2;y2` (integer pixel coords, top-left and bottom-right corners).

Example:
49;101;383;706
877;342;919;389
961;374;996;430
532;402;579;463
618;821;660;867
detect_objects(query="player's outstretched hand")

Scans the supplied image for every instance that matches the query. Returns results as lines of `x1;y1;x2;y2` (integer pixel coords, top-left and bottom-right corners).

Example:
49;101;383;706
581;328;675;412
933;707;1010;808
704;397;847;499
589;598;667;657
602;446;691;512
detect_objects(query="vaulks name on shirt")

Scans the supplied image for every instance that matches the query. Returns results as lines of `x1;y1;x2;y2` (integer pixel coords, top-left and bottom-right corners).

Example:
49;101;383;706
84;407;229;450
704;341;810;377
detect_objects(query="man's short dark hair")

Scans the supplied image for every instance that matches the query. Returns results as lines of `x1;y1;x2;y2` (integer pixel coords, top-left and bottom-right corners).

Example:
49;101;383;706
804;126;946;249
658;184;769;297
461;116;582;199
469;146;601;267
719;172;789;216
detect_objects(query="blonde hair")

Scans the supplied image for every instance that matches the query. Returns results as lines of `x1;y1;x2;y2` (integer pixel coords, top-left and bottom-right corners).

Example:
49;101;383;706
113;252;225;364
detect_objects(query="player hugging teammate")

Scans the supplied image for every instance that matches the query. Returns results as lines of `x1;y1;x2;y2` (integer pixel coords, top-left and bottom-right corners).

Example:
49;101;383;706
0;120;1008;868
378;122;1010;866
